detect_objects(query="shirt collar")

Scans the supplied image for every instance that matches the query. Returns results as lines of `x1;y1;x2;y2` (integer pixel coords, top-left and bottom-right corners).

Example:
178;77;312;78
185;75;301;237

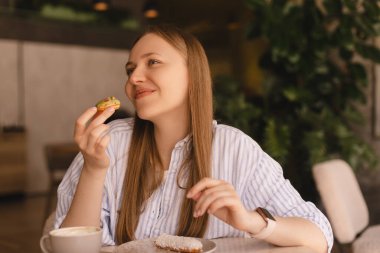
173;120;217;149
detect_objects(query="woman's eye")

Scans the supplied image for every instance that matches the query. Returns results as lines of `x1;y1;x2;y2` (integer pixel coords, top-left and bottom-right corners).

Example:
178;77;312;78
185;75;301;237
126;68;134;76
148;59;160;66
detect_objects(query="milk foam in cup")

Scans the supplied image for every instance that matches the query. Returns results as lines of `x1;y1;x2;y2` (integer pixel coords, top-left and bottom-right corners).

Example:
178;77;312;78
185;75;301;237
40;226;102;253
51;227;99;236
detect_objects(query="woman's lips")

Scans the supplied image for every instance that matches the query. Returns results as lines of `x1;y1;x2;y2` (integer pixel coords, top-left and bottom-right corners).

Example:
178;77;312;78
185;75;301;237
135;89;155;99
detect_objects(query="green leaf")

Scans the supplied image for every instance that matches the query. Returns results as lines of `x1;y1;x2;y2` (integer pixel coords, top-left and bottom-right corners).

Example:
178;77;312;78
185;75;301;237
356;43;380;63
288;53;300;64
354;16;377;36
318;82;333;95
283;2;301;15
334;123;351;139
363;2;380;21
246;0;267;9
324;1;343;15
342;0;356;12
263;118;290;164
283;87;298;101
342;105;364;123
348;63;367;87
302;130;327;164
339;48;353;61
315;64;329;74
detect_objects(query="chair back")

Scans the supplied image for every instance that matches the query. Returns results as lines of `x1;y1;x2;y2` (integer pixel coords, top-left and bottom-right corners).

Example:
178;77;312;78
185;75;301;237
45;143;78;181
312;159;369;244
43;143;78;222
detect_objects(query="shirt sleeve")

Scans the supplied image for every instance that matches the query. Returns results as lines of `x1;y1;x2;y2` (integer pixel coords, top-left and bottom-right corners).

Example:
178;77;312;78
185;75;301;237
243;146;334;252
54;152;116;246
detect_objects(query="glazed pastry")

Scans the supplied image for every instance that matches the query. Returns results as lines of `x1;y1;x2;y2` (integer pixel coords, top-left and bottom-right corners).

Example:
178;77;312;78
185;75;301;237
155;234;203;253
96;96;121;112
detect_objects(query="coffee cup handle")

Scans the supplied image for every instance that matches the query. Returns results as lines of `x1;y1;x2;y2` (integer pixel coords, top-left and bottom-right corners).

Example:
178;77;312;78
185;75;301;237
40;235;52;253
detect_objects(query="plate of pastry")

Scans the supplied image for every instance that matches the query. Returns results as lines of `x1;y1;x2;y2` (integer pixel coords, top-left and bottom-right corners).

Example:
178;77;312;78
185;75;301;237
116;234;216;253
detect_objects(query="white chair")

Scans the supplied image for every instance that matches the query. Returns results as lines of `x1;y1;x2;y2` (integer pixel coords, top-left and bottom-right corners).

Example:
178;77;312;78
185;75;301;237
312;159;380;253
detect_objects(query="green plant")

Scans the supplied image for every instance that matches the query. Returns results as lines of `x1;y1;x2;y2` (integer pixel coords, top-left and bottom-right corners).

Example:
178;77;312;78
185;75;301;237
3;0;138;29
214;76;261;135
243;0;380;200
40;4;97;23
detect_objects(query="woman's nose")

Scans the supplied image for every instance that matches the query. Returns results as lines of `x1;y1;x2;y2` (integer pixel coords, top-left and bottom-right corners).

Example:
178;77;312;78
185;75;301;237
129;67;146;85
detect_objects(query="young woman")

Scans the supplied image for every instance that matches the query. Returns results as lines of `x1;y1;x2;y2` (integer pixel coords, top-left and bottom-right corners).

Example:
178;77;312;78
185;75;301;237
55;25;333;253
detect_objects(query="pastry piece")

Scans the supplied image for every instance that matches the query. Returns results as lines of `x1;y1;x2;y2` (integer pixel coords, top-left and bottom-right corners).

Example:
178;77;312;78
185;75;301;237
96;96;121;112
116;238;156;253
155;233;203;253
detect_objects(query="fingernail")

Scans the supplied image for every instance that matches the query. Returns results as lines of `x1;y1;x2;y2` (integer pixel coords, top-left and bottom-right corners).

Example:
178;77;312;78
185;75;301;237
106;107;115;112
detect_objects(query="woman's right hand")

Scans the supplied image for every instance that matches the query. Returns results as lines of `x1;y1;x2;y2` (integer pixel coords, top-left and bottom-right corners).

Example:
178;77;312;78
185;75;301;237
74;106;115;171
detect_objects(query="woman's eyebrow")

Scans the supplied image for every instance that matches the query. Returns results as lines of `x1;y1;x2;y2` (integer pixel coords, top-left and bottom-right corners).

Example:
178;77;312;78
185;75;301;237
125;62;134;69
126;52;162;67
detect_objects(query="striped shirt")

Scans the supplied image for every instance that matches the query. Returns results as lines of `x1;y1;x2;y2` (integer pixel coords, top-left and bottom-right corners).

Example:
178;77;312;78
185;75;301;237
55;118;333;251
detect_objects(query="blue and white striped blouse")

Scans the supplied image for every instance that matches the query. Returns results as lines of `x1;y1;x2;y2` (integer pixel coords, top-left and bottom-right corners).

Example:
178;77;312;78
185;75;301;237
55;118;333;251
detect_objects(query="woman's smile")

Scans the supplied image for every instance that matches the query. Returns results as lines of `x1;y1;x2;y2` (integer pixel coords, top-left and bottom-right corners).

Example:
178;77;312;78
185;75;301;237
135;88;156;100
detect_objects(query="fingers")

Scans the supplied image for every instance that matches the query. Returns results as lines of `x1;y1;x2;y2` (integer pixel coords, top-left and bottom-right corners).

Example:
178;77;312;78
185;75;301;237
85;124;110;153
188;178;248;230
74;107;97;141
72;106;115;171
193;184;235;217
206;197;239;215
95;134;110;155
192;192;202;201
186;177;221;198
74;107;115;148
187;178;244;219
90;107;115;127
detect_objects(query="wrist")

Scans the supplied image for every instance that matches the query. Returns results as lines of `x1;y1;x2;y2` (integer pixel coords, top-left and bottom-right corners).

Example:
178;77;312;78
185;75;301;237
82;164;108;180
247;207;277;240
244;210;267;235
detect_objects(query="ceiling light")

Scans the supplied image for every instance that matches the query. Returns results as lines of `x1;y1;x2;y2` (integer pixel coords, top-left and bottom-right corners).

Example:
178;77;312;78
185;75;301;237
143;0;159;19
93;0;110;11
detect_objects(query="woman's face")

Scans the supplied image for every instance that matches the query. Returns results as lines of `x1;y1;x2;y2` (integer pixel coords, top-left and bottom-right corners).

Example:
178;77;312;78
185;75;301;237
125;33;189;122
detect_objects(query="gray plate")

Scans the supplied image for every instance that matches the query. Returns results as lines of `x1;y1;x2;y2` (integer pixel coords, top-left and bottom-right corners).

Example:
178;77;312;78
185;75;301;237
197;238;217;252
116;238;216;253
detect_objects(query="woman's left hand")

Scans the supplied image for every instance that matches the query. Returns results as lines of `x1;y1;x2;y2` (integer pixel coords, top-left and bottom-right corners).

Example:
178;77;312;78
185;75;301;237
186;177;251;232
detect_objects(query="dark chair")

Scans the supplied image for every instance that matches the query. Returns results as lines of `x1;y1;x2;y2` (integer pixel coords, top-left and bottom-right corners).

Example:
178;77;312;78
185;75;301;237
44;143;79;221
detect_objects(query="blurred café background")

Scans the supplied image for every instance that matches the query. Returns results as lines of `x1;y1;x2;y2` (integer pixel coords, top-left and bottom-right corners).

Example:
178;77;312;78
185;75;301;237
0;0;380;252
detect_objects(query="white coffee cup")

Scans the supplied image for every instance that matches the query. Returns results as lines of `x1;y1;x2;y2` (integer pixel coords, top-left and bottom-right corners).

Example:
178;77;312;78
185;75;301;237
40;226;102;253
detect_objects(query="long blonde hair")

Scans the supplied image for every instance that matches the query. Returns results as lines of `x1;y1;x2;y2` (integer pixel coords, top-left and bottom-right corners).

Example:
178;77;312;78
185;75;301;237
116;25;213;244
